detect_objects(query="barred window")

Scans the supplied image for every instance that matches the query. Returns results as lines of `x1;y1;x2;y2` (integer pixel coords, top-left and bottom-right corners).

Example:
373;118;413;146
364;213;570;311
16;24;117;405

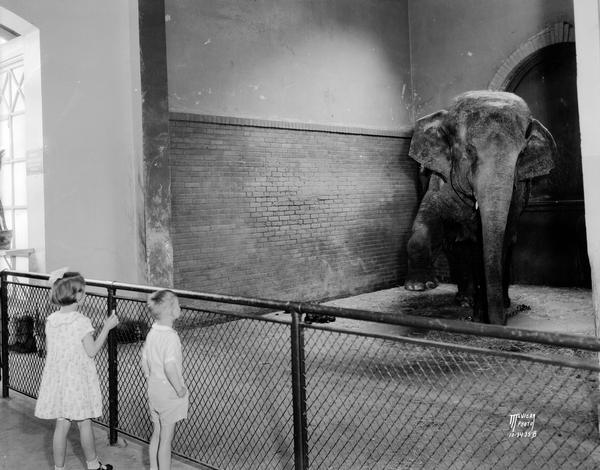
0;37;27;267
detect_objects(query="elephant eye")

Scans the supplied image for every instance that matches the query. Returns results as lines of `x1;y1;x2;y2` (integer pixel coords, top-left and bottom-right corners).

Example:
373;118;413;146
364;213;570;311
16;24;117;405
465;143;477;160
438;125;455;147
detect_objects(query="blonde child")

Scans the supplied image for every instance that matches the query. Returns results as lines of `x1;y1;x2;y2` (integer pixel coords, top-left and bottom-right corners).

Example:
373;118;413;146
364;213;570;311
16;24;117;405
34;268;119;470
141;289;188;470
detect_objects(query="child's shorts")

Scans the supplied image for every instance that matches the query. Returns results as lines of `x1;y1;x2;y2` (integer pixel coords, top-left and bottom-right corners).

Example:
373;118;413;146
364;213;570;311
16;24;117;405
148;378;188;424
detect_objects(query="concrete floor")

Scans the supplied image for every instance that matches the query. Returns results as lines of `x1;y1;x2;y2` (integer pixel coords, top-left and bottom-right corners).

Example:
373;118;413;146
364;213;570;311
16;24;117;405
0;389;198;470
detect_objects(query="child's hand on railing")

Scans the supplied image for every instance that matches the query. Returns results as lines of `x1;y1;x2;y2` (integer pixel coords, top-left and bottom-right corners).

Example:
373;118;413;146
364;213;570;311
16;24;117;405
105;311;119;330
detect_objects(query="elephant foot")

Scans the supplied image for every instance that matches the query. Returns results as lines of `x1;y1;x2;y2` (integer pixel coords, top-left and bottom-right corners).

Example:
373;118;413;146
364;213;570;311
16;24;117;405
454;292;473;308
404;278;438;291
304;314;336;324
507;303;531;318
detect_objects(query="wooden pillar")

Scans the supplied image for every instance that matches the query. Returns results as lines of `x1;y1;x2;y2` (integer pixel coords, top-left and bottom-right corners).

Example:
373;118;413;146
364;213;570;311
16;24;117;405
137;0;173;287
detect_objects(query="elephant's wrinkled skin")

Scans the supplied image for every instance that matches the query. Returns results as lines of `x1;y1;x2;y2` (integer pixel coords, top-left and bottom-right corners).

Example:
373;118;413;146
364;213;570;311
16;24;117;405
404;91;556;325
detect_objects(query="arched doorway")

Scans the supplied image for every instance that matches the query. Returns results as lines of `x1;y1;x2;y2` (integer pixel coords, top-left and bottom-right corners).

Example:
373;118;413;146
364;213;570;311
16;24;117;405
492;25;590;287
508;42;582;202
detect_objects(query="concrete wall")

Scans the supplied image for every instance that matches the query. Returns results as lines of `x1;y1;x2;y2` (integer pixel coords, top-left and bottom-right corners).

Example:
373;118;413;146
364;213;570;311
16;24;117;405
0;1;145;282
408;0;574;116
165;0;413;131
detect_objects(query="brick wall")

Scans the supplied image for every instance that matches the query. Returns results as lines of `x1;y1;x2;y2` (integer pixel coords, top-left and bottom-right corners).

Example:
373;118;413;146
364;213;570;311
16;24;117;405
170;113;418;301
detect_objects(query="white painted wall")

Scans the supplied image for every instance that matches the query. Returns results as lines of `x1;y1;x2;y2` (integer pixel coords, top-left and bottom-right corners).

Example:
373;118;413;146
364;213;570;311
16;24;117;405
165;0;413;130
574;0;600;334
0;1;145;283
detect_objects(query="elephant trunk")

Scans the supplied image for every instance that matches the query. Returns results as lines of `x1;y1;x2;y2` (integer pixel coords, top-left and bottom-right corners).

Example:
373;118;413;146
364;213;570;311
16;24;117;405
475;155;519;325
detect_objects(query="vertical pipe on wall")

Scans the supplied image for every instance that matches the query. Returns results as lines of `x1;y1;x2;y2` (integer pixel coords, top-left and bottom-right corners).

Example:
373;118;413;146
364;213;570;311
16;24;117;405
573;0;600;433
407;0;416;122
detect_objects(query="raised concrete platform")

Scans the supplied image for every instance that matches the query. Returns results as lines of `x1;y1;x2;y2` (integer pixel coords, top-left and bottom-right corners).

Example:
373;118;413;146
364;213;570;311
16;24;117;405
267;283;596;337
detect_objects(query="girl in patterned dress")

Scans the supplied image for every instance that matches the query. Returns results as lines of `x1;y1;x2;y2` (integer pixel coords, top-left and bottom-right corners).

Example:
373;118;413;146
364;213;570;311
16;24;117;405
34;268;119;470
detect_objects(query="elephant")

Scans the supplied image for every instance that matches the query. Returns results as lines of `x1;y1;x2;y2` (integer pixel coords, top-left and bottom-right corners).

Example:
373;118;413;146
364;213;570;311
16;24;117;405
404;91;557;325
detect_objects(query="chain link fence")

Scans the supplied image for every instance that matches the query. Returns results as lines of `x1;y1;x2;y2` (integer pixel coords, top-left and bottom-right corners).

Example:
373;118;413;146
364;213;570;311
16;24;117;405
2;271;600;469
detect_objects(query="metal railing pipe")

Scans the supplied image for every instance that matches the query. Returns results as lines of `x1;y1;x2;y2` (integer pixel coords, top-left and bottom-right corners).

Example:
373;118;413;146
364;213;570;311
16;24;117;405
4;270;600;351
293;302;600;352
107;285;119;445
290;307;308;470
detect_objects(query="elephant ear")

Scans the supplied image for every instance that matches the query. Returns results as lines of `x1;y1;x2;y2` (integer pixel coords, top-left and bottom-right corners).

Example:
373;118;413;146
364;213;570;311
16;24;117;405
409;110;451;182
517;119;556;180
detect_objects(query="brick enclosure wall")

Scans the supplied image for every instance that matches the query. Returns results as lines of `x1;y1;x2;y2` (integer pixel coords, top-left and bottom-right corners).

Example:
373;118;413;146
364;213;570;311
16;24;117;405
170;113;418;301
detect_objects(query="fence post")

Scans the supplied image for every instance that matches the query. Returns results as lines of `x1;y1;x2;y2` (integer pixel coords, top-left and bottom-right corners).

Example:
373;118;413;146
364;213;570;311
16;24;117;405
290;308;308;470
1;271;8;398
107;285;118;445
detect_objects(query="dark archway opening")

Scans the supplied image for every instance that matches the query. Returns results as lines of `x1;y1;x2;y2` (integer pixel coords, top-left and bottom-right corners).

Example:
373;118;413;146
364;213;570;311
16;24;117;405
508;42;591;287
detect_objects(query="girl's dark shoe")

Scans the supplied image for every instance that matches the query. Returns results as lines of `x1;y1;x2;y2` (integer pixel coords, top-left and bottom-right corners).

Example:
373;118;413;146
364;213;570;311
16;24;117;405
94;464;113;470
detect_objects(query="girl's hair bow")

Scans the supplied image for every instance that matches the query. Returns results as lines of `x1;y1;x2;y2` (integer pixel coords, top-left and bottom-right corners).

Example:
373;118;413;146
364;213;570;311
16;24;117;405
48;266;70;286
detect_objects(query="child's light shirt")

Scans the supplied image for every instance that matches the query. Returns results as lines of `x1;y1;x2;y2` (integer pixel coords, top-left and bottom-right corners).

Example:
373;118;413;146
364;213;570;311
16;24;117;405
141;323;184;384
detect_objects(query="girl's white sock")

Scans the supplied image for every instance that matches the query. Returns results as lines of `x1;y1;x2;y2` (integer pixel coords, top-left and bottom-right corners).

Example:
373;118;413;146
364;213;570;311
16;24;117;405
86;457;100;469
55;466;65;470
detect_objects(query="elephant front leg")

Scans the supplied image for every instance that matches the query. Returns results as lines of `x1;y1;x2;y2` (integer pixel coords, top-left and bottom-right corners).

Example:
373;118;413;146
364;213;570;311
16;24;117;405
471;241;489;323
405;218;442;291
